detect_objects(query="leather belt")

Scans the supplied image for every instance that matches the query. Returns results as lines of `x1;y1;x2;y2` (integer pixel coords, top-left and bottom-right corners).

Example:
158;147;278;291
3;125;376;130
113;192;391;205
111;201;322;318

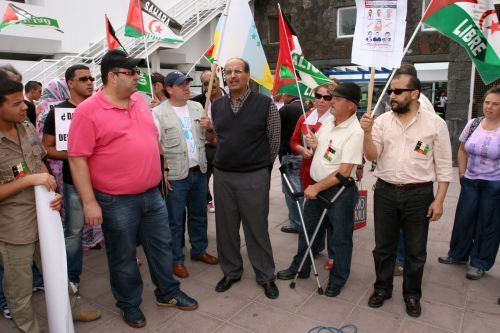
377;178;432;191
190;165;200;172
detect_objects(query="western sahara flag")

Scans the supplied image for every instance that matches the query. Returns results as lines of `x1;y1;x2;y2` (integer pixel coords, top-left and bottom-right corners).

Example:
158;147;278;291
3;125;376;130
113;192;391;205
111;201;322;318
272;5;330;99
125;0;183;43
422;0;500;84
0;3;62;32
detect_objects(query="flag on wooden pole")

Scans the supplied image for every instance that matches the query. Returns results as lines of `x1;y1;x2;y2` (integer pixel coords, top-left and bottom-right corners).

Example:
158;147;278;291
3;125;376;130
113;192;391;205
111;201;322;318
272;5;330;99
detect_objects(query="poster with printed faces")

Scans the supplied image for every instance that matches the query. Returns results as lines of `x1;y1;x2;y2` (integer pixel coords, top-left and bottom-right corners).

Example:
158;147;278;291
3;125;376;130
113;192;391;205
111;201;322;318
363;1;397;51
55;108;74;151
352;0;407;68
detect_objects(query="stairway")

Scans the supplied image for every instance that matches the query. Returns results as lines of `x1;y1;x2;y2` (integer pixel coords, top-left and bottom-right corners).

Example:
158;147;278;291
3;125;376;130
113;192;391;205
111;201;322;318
22;0;226;87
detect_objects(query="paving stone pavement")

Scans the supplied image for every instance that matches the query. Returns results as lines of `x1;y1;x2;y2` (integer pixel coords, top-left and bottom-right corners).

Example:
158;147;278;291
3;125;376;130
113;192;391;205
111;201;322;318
1;165;499;333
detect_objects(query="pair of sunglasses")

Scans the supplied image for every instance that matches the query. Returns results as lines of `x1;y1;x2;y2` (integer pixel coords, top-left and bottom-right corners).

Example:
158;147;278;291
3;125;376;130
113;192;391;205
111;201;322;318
386;88;415;95
314;93;333;101
113;68;141;76
76;76;95;82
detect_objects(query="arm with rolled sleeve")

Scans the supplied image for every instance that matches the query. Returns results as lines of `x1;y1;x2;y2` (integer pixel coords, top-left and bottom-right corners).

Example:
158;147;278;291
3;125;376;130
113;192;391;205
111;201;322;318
67;110;102;226
428;119;453;222
267;102;281;163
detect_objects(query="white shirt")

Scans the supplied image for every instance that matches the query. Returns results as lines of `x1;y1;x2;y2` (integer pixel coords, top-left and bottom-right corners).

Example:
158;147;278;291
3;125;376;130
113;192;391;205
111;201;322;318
172;105;199;167
310;113;364;182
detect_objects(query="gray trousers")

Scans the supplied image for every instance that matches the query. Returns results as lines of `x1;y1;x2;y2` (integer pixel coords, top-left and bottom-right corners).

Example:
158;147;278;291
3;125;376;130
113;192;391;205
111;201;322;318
213;168;276;284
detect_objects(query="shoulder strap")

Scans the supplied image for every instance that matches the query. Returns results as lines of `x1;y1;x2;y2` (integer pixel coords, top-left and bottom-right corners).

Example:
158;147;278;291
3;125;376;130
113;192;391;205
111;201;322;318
465;117;483;142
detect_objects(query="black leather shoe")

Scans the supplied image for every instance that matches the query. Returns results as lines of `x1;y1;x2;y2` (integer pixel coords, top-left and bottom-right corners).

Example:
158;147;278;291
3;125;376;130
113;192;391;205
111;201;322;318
404;298;421;317
324;281;342;297
262;281;279;299
121;307;146;328
156;291;198;311
215;276;241;292
277;268;309;280
280;226;300;234
367;291;392;308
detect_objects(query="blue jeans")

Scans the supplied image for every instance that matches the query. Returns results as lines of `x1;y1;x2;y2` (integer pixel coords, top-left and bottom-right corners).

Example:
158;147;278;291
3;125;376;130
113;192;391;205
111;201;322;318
167;170;208;264
95;187;180;311
0;265;5;308
281;154;304;230
448;177;500;271
63;183;84;283
289;184;358;286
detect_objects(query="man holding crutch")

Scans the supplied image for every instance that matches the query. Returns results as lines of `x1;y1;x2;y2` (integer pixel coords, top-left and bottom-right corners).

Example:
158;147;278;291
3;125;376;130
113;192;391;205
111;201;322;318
277;83;364;297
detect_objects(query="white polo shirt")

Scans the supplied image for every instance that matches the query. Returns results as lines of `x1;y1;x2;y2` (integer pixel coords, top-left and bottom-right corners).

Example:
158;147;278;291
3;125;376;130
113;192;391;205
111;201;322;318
310;112;364;182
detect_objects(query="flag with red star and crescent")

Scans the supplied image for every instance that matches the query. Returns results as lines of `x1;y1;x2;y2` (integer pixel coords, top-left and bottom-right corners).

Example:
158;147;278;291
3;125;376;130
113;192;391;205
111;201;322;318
422;0;500;84
125;0;183;43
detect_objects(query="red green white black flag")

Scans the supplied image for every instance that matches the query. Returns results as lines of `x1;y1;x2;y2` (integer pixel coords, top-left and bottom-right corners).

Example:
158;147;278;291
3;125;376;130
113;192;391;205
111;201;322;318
0;3;62;32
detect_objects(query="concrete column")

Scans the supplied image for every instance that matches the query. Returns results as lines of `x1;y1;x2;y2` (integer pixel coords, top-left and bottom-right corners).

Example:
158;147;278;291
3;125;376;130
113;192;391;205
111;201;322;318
149;51;161;73
446;43;472;164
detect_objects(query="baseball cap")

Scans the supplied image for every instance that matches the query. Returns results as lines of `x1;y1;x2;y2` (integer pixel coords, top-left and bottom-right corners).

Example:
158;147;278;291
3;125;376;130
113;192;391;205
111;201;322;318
332;82;362;105
164;71;193;86
100;50;142;78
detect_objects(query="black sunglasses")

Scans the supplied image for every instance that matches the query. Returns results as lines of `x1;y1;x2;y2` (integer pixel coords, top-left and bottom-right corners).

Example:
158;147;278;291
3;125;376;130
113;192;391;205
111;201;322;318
76;76;95;82
113;68;141;76
314;93;333;101
386;88;415;95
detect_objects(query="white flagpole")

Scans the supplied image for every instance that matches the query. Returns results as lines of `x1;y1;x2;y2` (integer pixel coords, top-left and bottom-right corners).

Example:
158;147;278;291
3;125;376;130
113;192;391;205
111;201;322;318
372;21;423;115
277;3;311;134
185;50;210;78
142;35;155;97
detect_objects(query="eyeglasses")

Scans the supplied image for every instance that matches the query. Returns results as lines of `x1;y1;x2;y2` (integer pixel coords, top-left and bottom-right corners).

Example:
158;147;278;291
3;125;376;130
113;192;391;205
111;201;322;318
224;69;244;77
112;68;141;76
314;93;333;101
386;88;415;95
76;76;95;82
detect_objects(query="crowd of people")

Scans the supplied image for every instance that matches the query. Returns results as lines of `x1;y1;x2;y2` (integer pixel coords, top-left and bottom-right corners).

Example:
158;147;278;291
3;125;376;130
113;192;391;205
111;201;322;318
0;51;498;332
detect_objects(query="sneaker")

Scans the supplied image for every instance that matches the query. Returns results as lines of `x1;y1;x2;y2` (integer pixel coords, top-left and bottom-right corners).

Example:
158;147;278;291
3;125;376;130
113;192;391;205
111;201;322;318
32;284;44;292
324;259;334;270
394;263;404;276
438;256;468;265
466;267;484;280
2;305;12;320
156;291;198;311
73;309;101;322
207;201;215;213
69;282;81;299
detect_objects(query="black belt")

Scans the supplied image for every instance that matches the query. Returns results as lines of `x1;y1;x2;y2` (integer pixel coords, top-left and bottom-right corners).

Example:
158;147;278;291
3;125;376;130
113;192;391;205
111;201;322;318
190;165;200;172
377;178;432;191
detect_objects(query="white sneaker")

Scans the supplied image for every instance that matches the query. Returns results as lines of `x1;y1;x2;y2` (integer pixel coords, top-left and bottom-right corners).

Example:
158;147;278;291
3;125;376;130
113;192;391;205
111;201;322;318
2;304;12;320
207;201;215;213
466;267;484;280
32;284;44;292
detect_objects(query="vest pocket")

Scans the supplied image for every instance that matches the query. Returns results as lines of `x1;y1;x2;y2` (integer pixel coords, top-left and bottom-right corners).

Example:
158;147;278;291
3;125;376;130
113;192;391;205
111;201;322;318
163;129;181;148
166;158;182;178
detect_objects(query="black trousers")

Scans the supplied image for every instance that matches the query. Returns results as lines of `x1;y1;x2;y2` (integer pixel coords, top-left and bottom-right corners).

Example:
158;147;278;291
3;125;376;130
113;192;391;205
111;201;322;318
372;180;434;299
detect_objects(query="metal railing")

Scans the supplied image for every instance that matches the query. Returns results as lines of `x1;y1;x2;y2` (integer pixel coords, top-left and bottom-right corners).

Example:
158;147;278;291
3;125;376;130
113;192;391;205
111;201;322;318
22;0;226;86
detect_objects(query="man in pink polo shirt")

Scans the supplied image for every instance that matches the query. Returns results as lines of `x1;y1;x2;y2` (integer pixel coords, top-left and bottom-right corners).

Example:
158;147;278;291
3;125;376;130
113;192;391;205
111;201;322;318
67;50;198;329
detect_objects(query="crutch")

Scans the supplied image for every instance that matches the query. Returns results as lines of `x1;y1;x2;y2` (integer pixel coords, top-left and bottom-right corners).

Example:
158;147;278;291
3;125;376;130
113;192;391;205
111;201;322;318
279;162;324;294
289;173;356;293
